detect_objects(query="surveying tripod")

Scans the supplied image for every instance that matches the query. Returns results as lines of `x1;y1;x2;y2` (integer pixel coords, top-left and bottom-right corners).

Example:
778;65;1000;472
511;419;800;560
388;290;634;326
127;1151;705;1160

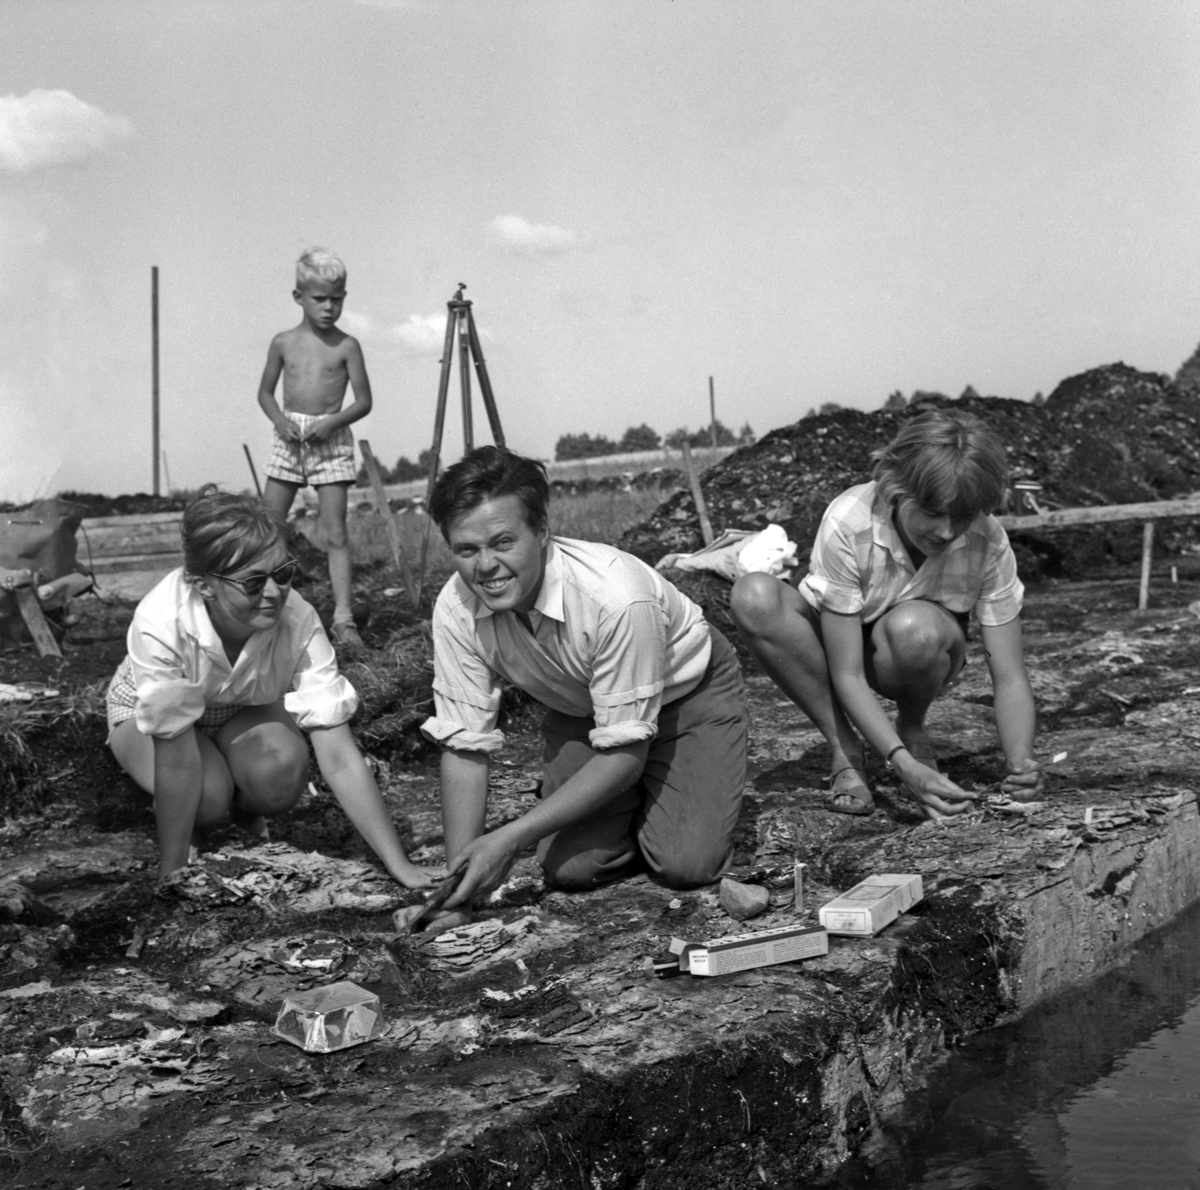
417;284;506;595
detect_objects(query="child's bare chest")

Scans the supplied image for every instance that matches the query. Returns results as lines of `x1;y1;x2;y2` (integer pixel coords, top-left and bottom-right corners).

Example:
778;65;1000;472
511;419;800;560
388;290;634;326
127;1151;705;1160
281;343;349;410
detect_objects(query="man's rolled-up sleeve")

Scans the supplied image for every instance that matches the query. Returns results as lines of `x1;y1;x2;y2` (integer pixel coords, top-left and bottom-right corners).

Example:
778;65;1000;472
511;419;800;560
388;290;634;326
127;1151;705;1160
587;600;667;750
421;600;505;754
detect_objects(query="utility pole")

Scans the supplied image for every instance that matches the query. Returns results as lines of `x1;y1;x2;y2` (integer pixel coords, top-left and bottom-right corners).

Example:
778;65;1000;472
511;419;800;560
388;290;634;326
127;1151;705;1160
708;375;717;449
152;266;160;496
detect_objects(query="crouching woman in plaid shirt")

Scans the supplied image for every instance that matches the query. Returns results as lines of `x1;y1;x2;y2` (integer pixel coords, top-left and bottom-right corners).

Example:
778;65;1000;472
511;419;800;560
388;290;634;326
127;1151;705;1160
732;409;1043;820
106;485;441;886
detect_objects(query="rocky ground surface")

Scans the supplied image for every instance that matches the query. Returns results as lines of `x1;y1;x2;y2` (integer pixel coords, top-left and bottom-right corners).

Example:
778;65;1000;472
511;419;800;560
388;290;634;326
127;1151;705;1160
2;561;1200;1189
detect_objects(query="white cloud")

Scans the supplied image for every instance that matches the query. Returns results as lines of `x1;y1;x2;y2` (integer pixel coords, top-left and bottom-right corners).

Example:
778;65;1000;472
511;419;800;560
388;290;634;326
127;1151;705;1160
337;310;377;341
389;313;448;354
341;310;450;356
0;90;133;174
491;214;577;259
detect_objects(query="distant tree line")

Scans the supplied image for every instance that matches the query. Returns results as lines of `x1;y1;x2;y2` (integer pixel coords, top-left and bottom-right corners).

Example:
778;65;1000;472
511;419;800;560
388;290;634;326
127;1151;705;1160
355;448;436;486
554;421;755;462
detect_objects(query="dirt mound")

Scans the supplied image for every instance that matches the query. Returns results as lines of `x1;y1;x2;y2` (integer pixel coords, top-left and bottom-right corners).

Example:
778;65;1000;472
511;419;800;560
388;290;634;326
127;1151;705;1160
619;363;1200;579
0;492;190;518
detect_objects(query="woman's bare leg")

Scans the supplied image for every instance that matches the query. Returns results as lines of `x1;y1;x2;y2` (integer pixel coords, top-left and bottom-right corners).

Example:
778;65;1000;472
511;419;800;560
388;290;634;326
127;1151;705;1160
109;719;235;829
214;701;310;817
865;600;966;762
730;573;867;803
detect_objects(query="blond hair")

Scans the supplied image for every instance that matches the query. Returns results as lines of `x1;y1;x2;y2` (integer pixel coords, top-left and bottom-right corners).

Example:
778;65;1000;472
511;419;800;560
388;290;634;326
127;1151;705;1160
295;247;346;288
872;409;1009;520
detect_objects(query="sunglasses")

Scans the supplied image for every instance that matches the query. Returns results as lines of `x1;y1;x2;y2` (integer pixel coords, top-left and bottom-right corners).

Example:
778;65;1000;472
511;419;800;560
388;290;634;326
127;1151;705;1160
212;558;299;598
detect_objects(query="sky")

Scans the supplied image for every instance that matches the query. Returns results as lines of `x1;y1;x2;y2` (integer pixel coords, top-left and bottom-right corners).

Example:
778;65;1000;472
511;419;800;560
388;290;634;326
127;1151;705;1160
2;0;1200;500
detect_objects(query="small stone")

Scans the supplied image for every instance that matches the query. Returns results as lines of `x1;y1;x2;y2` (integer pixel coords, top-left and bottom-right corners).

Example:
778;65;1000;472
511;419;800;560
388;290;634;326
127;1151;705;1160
719;878;770;922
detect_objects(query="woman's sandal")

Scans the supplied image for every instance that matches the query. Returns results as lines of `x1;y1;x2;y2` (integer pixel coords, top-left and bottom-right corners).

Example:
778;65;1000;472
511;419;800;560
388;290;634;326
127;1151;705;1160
331;616;364;647
824;765;876;817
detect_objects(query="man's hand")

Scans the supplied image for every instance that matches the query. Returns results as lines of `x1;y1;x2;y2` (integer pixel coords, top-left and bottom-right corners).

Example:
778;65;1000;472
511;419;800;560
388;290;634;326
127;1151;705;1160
278;418;303;441
445;827;520;909
393;904;473;934
1000;757;1044;802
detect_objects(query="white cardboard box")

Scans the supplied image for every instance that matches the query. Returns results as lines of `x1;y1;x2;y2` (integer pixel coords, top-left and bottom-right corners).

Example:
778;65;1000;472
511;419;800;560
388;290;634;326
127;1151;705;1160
818;873;923;936
676;922;829;977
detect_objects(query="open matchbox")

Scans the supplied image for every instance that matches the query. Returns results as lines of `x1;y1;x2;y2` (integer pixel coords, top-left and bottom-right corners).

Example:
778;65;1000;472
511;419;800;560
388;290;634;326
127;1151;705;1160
668;921;829;977
817;873;924;936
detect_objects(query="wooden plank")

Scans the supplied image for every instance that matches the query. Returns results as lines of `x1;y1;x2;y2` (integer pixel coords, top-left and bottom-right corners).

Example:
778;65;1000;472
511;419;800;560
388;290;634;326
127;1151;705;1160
80;512;184;529
14;586;62;658
680;442;715;546
358;439;418;606
998;494;1200;531
80;531;183;555
88;554;184;575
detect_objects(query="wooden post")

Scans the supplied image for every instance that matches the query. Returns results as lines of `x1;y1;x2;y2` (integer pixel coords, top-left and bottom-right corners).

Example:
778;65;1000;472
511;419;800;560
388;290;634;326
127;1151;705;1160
709;375;717;450
680;441;714;546
152;266;160;496
359;439;418;606
2;568;63;659
243;444;263;498
1138;521;1154;611
14;587;62;659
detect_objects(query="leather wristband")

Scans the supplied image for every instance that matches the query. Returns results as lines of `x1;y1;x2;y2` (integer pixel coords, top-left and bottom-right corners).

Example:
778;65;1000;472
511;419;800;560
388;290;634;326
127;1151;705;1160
884;744;908;772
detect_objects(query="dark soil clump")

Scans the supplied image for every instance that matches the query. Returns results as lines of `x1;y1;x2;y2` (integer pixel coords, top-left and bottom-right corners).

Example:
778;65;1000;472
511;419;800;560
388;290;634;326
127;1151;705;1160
619;363;1200;579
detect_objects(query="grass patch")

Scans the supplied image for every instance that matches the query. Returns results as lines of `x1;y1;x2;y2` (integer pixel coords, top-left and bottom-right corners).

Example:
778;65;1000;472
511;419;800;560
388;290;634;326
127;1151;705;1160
0;682;108;814
339;486;674;571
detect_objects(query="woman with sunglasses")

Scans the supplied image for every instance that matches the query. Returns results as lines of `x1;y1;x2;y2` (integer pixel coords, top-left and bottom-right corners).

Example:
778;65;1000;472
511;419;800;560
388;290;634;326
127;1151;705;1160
106;485;441;885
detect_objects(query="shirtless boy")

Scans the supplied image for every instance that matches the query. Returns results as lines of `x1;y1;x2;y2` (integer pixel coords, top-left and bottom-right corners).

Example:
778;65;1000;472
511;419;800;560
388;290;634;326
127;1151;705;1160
257;247;371;645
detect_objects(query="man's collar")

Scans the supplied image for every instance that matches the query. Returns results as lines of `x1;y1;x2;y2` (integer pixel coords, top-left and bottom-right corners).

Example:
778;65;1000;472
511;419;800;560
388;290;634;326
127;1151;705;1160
533;540;565;622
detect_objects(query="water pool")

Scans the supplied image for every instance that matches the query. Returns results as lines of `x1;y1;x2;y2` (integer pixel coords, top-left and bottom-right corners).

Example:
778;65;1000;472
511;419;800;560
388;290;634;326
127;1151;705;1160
850;898;1200;1189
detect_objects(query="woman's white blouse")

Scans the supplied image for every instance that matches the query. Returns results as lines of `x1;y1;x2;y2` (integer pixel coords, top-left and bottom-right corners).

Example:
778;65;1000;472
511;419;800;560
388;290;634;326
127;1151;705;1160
125;569;357;739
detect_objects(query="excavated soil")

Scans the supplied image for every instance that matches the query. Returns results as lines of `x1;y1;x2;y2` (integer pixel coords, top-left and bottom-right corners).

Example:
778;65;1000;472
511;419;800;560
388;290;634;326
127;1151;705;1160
2;558;1200;1188
619;363;1200;579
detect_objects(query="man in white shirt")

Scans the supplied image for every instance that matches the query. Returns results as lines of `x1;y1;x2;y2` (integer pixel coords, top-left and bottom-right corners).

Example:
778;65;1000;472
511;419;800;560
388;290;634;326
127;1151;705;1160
421;446;748;913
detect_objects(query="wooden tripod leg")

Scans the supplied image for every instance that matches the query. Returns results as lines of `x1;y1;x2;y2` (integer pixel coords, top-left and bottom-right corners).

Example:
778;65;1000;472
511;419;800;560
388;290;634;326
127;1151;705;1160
458;307;474;452
466;309;505;447
417;305;459;604
14;586;63;659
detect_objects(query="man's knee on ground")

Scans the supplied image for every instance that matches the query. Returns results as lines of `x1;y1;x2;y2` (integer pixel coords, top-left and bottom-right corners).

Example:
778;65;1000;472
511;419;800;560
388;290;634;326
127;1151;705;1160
539;845;619;891
657;857;725;889
651;841;729;890
730;572;785;634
